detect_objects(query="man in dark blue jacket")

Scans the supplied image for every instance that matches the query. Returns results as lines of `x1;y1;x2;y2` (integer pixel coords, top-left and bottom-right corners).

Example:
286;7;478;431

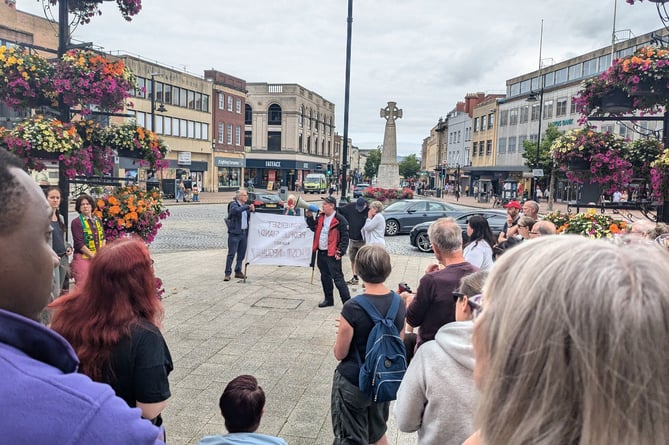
225;189;255;281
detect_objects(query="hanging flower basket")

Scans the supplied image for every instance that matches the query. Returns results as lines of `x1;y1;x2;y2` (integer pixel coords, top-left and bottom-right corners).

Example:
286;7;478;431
0;46;56;109
101;123;169;170
650;148;669;199
544;209;628;239
94;185;170;244
599;88;634;114
43;0;142;24
550;127;633;194
52;50;138;114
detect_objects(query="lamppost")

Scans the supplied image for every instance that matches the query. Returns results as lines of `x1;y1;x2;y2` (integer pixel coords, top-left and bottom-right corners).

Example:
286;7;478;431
526;20;545;201
150;73;167;133
340;0;353;204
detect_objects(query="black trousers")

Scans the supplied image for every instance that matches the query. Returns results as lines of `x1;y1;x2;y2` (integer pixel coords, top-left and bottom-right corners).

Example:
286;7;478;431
317;250;351;304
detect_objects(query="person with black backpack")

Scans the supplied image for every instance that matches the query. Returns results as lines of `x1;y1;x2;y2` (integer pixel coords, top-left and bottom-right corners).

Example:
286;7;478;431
331;245;407;445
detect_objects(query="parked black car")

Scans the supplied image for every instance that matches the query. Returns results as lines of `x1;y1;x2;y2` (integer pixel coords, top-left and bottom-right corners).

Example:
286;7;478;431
409;209;507;252
383;199;465;236
249;192;285;214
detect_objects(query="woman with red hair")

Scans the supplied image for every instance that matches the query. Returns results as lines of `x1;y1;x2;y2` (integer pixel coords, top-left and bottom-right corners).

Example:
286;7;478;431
50;237;172;434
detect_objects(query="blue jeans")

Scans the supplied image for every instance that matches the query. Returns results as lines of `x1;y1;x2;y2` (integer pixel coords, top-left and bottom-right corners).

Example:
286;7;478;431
225;231;248;275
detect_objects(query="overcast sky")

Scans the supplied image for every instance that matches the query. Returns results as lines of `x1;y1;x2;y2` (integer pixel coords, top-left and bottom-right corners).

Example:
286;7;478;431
13;0;665;156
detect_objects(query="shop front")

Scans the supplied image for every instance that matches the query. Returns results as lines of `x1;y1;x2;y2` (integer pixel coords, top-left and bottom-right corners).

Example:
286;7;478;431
245;159;326;192
215;157;245;192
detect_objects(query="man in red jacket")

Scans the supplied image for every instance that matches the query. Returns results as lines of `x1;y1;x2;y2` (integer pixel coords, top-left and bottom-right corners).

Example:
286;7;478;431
306;196;351;308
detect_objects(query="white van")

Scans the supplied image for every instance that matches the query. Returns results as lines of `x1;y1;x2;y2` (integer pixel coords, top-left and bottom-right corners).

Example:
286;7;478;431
303;173;327;194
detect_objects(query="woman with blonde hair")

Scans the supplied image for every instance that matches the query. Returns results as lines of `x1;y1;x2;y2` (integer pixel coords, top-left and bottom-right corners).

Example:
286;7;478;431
50;238;172;436
465;236;669;445
361;200;386;247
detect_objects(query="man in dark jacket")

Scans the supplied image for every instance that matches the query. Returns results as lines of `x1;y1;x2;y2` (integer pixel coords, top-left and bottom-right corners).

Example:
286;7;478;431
225;189;255;281
306;196;351;308
338;197;368;285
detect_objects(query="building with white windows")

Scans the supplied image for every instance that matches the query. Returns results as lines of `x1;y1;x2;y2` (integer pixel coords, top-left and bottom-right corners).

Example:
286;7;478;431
496;27;667;199
245;83;335;191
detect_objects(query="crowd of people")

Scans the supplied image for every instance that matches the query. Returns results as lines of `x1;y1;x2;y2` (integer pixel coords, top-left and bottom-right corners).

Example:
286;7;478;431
3;140;669;445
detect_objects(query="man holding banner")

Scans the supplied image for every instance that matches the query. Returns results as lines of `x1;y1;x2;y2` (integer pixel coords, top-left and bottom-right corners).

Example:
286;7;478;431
306;196;351;308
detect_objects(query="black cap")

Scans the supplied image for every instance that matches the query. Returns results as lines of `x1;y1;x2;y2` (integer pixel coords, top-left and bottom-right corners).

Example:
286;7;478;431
321;196;337;205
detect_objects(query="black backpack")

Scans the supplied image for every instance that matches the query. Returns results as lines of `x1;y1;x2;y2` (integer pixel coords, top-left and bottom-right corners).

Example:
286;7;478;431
354;293;407;402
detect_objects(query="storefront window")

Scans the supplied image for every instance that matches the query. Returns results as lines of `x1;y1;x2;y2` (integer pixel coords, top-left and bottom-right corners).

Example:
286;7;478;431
218;167;241;189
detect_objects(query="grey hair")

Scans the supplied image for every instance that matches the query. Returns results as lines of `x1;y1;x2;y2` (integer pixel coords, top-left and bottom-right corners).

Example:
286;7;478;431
475;235;669;445
524;200;539;215
458;270;488;298
427;217;462;253
518;215;536;230
355;245;392;284
533;220;557;236
369;200;384;213
235;188;248;198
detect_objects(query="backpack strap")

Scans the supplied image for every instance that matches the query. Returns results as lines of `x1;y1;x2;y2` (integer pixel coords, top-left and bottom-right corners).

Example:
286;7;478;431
354;292;401;324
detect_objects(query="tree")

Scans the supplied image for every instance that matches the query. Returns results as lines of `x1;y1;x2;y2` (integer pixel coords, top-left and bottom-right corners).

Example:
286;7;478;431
364;147;381;180
522;124;563;210
399;153;420;179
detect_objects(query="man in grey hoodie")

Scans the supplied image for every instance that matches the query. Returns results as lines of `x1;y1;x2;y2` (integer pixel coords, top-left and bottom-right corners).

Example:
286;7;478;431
394;271;487;445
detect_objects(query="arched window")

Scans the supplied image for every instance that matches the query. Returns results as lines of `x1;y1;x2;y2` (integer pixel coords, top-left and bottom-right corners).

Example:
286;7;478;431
307;109;312;129
268;104;282;125
299;105;304;127
245;104;252;125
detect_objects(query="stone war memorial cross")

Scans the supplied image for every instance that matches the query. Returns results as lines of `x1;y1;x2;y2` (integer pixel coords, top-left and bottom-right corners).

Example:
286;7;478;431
377;101;402;189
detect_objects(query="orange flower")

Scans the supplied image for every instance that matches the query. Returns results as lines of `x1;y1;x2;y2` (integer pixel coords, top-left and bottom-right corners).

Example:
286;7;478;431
108;205;121;216
108;196;120;206
97;199;105;208
610;223;620;233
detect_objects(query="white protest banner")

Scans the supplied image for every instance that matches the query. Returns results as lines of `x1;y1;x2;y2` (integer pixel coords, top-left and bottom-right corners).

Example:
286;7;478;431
246;212;313;266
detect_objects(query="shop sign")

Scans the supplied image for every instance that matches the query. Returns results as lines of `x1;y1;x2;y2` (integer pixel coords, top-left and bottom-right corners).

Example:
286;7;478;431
265;161;282;168
550;118;574;127
215;158;244;168
178;151;192;166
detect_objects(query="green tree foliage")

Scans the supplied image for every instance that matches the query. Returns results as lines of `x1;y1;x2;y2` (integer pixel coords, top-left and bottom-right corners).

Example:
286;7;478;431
364;147;381;180
521;124;563;172
399;153;420;179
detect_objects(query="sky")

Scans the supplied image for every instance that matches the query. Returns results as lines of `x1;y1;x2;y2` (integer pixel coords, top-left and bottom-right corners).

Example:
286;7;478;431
11;0;666;156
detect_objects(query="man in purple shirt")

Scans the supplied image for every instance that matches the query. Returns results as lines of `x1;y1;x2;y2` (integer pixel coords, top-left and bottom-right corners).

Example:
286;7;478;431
0;148;163;444
402;217;478;350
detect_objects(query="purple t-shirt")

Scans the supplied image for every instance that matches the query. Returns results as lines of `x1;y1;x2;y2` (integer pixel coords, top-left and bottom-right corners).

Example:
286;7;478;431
406;262;479;349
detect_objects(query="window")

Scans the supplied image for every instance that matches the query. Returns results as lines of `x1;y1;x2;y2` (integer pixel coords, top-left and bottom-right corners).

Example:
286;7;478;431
268;131;281;151
202;123;208;140
188;120;195;138
508;136;517;153
568;64;582;80
531;103;540;121
519;106;529;123
598;54;612;71
227;124;233;145
164;117;171;135
570;97;577;114
307;109;311;129
473;117;479;132
187;90;195;109
235;126;241;145
499;110;508;126
268;104;282;125
481;115;487;131
520;79;531;94
227;96;233;111
179;89;187;108
543;100;554;119
163;85;172;105
518;135;528;153
298;134;303;152
555;68;568;84
531;77;540;91
136;77;146;98
543;72;555;87
556;97;568;117
195;93;202;111
510;83;520;96
457;130;461;143
498;137;507;153
488;113;494;129
194;122;201;140
171;118;180;136
618;125;627;137
172;87;180;106
136;112;146;128
180;119;187;137
236;98;241;113
155;82;163;102
509;109;518;125
245;104;253;125
202;95;209;112
583;59;598;76
299;106;303;127
245;131;252;148
472;142;478;156
486;140;492;156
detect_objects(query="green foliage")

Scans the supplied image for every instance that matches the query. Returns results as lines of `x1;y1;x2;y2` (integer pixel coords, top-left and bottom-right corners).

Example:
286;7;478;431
521;124;563;173
399;153;420;179
364;147;381;180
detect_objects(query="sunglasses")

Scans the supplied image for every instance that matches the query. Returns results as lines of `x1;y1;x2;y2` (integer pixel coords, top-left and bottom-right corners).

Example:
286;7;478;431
452;292;483;314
